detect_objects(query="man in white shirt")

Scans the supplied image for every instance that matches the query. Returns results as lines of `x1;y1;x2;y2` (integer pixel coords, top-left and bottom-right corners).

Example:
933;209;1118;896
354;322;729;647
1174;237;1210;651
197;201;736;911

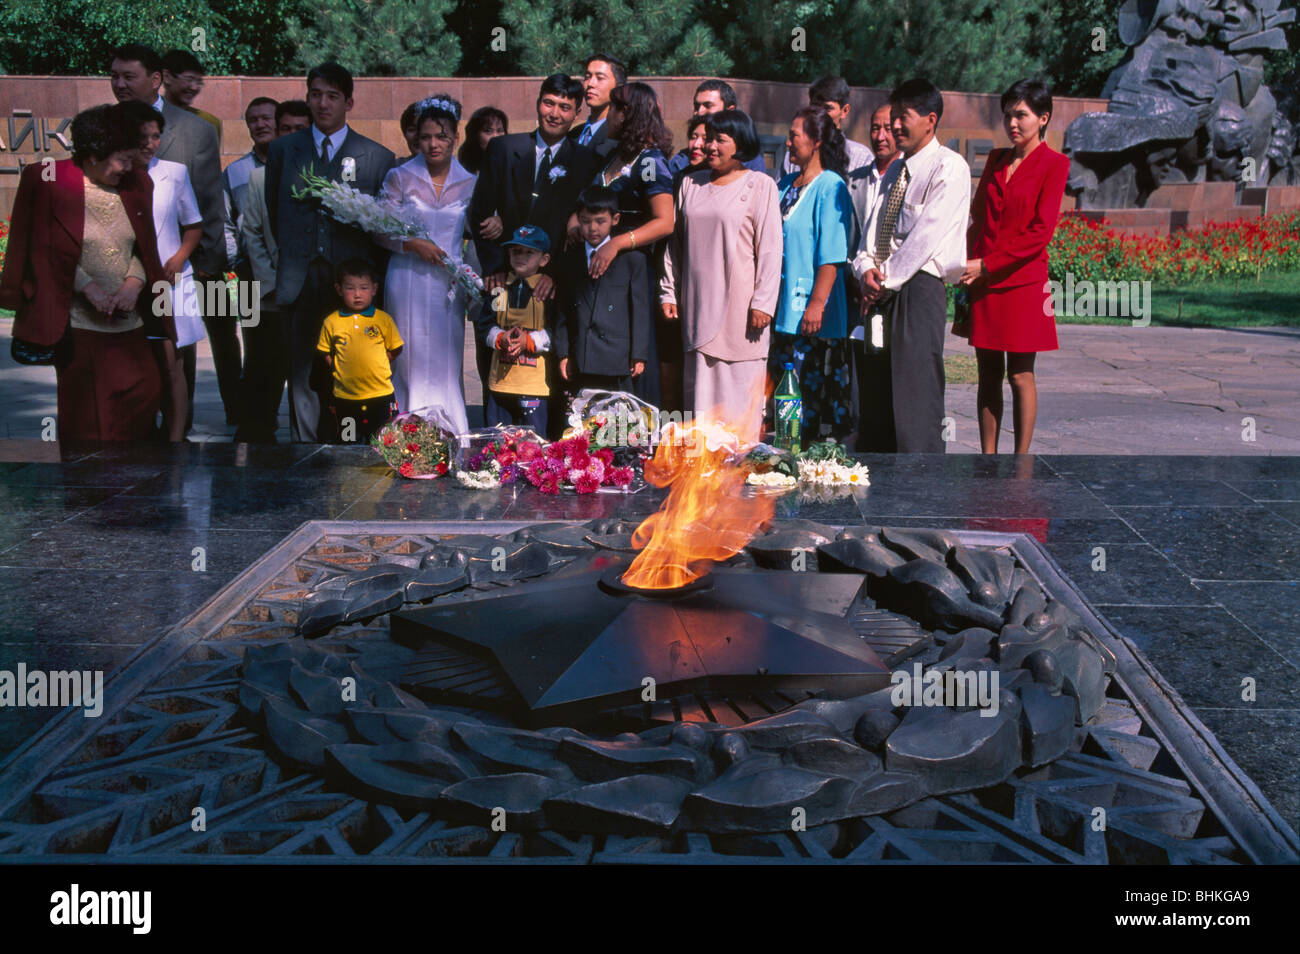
852;79;970;453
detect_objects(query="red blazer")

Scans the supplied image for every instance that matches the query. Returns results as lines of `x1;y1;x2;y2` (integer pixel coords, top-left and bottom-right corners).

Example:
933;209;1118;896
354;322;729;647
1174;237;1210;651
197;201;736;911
967;144;1070;290
0;158;169;347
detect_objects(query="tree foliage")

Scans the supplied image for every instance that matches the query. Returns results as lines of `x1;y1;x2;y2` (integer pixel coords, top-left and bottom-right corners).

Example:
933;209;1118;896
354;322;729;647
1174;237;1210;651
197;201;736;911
498;0;732;76
0;0;300;75
285;0;461;77
0;0;1294;105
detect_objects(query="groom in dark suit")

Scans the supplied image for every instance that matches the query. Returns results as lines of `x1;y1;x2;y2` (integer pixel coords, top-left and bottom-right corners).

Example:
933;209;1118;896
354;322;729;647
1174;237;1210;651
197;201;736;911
468;74;599;291
264;62;397;442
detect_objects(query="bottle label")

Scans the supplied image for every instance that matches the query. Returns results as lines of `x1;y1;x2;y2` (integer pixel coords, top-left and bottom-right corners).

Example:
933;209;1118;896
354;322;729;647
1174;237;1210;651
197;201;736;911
775;398;801;423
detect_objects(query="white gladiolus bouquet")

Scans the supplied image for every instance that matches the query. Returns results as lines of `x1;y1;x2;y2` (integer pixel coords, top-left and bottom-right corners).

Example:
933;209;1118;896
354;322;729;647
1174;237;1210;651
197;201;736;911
292;170;423;238
292;169;485;302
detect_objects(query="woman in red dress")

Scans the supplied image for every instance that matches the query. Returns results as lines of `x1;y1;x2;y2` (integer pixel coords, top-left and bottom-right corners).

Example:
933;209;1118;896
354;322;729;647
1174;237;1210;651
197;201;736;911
959;78;1070;454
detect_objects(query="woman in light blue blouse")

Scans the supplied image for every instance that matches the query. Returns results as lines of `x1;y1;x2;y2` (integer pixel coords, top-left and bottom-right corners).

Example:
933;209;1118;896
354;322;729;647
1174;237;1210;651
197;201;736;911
771;105;856;442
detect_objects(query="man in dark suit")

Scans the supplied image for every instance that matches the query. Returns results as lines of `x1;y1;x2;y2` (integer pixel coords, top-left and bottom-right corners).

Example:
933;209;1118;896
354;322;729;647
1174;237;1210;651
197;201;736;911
468;74;599;292
264;62;397;443
556;187;650;395
570;54;625;161
109;43;231;431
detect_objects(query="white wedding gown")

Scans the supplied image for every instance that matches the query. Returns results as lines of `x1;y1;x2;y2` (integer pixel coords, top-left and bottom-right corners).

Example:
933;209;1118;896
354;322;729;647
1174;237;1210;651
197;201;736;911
378;155;476;437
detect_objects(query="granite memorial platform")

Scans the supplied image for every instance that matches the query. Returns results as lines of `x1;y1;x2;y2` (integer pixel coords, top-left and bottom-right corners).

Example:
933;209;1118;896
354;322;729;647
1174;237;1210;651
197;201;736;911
0;442;1296;863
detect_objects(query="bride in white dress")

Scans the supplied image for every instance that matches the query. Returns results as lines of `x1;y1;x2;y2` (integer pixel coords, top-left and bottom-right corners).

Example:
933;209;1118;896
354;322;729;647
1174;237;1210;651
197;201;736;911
377;95;477;437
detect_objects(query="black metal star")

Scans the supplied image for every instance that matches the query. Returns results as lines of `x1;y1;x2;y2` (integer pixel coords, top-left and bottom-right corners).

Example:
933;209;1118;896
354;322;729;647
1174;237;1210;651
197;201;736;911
391;555;890;726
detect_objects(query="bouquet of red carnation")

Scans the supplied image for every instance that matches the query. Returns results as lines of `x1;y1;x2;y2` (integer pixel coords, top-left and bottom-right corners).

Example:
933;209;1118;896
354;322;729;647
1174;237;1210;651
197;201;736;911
370;412;453;479
457;426;546;489
523;432;635;495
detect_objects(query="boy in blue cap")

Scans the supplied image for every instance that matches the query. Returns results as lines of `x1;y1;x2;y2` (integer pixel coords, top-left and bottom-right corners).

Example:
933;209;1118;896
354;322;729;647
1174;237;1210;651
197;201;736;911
478;224;555;433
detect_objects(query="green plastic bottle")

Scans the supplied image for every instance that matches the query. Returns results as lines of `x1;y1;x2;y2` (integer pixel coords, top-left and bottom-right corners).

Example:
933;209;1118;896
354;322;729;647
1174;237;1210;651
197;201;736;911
774;362;802;454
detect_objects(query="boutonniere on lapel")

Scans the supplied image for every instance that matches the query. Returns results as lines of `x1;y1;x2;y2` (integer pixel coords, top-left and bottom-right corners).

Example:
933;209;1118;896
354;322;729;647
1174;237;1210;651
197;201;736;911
341;157;356;182
548;165;567;183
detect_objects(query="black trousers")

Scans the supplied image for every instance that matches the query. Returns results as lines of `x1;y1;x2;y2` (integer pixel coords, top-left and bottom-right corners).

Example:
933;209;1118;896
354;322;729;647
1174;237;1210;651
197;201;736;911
328;392;397;444
286;259;341;443
886;271;948;453
234;305;288;443
178;279;245;431
572;370;635;394
181;343;197;434
854;342;896;452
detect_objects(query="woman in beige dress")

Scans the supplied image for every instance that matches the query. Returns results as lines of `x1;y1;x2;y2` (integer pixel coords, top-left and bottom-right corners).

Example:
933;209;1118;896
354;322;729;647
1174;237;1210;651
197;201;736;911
660;111;783;445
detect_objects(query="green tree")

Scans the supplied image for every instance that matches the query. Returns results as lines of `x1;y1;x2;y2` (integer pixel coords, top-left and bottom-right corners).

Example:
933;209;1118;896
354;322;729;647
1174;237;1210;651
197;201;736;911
0;0;303;76
285;0;461;76
701;0;1061;92
499;0;732;76
1036;0;1129;97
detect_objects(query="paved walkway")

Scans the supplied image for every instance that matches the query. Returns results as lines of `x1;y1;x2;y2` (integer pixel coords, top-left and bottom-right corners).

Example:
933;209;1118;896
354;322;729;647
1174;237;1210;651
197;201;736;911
2;319;1298;454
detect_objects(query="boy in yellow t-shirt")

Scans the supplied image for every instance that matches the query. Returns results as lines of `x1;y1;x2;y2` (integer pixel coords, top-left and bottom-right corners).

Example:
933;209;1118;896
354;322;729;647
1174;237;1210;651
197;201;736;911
316;259;404;444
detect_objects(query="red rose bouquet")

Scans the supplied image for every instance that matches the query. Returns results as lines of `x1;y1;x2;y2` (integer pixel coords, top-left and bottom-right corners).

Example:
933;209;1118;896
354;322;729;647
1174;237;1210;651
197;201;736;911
370;412;453;479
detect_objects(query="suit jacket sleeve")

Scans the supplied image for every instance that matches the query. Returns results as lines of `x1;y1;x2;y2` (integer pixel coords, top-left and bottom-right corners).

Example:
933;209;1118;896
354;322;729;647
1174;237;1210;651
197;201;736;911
981;151;1070;281
627;250;650;363
241;168;277;296
0;163;38;312
967;148;1001;255
473;285;501;345
554;255;575;360
265;139;284;246
191;120;227;275
750;176;784;315
469;137;507;276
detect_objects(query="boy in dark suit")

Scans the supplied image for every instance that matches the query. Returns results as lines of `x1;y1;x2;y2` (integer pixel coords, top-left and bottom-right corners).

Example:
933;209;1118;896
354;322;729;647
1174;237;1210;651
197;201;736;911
263;61;397;442
467;74;598;293
556;186;649;395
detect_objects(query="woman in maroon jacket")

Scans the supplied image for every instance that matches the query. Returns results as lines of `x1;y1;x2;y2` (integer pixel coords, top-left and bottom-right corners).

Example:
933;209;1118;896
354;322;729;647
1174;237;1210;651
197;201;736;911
959;78;1070;455
1;104;169;441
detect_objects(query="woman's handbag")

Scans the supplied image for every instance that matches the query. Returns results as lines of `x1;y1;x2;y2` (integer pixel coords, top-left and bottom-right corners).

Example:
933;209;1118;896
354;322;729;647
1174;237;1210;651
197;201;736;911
10;329;71;366
951;286;972;339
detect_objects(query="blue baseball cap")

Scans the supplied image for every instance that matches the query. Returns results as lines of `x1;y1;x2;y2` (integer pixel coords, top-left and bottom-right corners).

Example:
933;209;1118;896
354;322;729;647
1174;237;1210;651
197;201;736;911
503;224;551;253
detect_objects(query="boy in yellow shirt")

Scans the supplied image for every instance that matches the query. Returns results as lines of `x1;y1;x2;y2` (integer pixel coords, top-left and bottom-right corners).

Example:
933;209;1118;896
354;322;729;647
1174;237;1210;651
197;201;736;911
316;259;403;444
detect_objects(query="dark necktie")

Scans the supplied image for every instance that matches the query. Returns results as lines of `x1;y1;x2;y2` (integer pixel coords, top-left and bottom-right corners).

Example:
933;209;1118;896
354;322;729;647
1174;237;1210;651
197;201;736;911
508;278;533;310
320;135;332;163
875;165;911;261
535;148;554;192
530;147;554;215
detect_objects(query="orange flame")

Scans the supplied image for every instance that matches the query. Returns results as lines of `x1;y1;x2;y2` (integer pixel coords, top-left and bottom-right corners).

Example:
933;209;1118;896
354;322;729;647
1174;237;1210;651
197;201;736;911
621;408;774;590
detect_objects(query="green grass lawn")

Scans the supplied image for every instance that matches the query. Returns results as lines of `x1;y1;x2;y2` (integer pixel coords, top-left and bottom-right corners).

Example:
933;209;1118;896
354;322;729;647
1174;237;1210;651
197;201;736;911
942;270;1300;328
1055;271;1300;327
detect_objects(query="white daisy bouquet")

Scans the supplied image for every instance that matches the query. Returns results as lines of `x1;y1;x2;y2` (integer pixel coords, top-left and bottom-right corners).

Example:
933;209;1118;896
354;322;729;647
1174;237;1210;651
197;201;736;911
743;440;869;490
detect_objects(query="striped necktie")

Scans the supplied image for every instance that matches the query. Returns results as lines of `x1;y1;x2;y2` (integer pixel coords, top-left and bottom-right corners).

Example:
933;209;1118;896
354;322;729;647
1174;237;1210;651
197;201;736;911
874;164;911;261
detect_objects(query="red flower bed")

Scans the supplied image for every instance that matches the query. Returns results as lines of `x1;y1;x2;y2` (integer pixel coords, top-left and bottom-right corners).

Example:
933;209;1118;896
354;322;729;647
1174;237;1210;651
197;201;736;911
1049;210;1300;285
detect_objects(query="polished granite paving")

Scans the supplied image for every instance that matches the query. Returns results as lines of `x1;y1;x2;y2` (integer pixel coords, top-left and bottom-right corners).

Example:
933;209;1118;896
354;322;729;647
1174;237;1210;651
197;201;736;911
1;442;1297;832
